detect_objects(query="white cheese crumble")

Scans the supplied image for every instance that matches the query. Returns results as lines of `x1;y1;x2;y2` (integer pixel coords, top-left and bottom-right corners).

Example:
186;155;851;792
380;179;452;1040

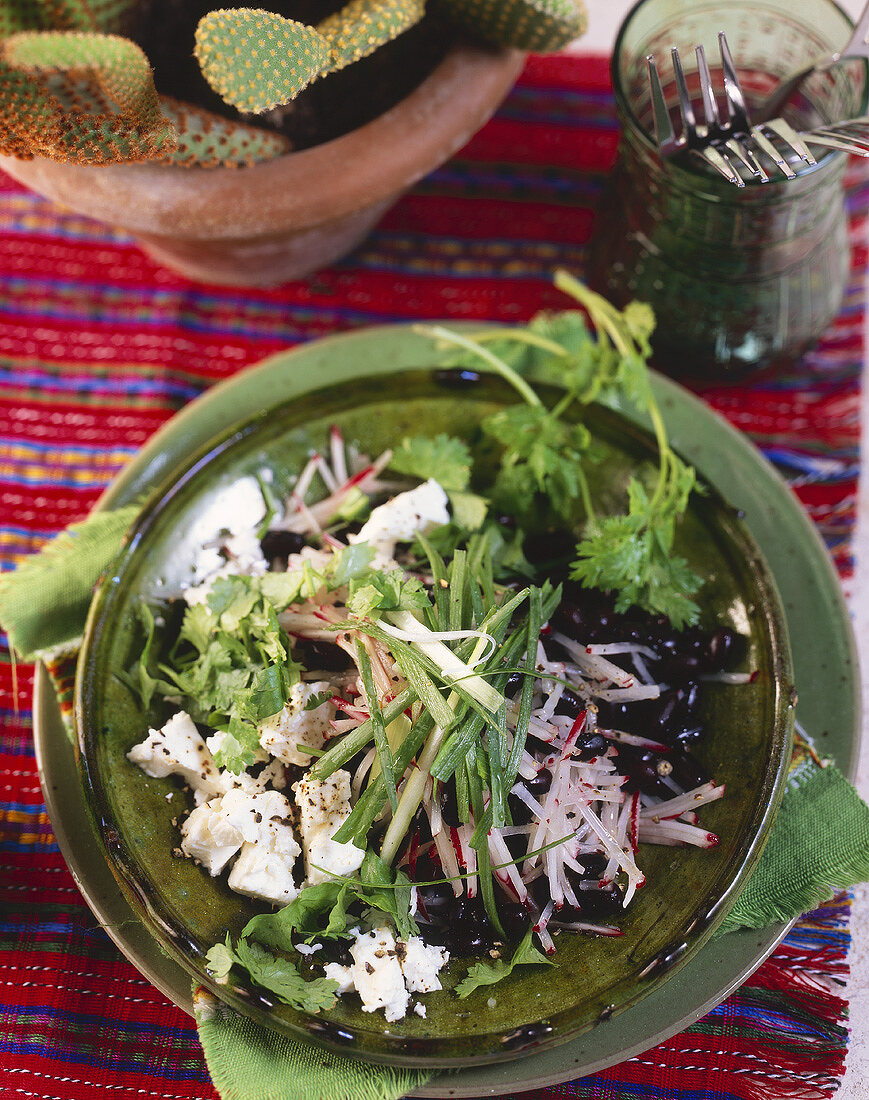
127;711;223;803
227;842;299;905
350;479;449;560
177;786;301;904
323;926;449;1022
182;529;267;606
259;681;335;766
400;937;449;994
180;798;243;875
294;771;365;885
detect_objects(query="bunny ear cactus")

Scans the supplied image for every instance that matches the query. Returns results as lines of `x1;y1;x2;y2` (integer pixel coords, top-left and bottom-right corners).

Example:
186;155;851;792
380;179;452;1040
0;31;177;163
440;0;586;51
194;8;330;113
317;0;426;76
158;96;292;166
195;0;427;112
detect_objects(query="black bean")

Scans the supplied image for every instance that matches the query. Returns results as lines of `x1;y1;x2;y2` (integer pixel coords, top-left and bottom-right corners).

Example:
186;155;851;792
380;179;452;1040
508;769;551;826
669;747;709;790
447;896;496;955
596;683;700;742
577;732;609;760
505;671;524;696
618;747;675;798
499;902;532;942
523;530;576;567
675;725;705;747
554;688;585;719
299;639;351;672
259;529;307;561
575;852;608;877
570;881;624;918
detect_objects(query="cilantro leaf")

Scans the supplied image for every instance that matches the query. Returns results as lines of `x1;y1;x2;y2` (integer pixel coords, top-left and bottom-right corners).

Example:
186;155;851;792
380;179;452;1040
347;570;430;618
454;925;554;999
482;405;592;526
243;882;348;948
207;929;338;1013
209;729;249;772
232;939;338;1013
389;434;472;491
327;542;376;588
446;489;487;531
204;936;235;983
304;689;334;712
358;850;418;940
572;467;703;628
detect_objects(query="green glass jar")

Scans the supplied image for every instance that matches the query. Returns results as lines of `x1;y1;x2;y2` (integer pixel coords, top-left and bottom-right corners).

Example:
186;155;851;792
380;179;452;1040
586;0;868;381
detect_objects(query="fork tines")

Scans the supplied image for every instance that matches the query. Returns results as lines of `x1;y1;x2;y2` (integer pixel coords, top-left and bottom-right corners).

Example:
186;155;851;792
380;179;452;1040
647;33;818;186
803;119;869;158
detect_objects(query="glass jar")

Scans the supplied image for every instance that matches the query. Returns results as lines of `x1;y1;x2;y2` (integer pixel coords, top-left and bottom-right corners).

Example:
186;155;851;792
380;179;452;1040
585;0;869;381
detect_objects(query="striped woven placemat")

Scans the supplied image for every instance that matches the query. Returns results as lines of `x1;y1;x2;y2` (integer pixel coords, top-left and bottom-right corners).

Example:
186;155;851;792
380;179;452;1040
0;53;861;1100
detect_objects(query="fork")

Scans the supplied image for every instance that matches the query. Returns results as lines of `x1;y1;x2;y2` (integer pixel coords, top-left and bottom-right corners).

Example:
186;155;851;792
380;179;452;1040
753;0;869;123
647;34;817;187
802;117;869;156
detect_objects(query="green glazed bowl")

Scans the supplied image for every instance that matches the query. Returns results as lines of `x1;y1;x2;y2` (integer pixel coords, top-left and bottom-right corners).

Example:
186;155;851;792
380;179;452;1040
74;342;794;1068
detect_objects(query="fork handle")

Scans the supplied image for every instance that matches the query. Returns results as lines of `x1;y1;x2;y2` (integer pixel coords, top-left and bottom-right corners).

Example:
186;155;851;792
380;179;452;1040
753;60;831;123
755;1;869;123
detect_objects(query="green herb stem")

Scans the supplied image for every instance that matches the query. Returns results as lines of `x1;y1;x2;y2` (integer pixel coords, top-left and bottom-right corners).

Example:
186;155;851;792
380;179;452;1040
414;324;542;408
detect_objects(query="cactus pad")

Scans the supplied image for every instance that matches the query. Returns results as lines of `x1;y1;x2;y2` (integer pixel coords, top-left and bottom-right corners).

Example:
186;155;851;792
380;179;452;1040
0;31;176;163
157;96;292;167
195;8;329;114
317;0;426;76
441;0;586;52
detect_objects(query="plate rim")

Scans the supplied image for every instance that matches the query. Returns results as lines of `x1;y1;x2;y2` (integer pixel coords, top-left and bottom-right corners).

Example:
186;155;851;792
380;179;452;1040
34;322;861;1092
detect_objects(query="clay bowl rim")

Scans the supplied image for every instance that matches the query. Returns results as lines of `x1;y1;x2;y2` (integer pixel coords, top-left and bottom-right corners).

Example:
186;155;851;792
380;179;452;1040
0;43;525;239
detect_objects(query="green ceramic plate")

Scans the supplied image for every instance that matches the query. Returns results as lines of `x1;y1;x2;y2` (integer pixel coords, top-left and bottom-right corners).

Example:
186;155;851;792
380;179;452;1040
70;325;794;1068
33;324;858;1089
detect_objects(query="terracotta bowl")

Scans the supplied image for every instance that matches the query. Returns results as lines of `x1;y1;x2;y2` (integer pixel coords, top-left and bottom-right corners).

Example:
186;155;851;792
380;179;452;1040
0;44;524;286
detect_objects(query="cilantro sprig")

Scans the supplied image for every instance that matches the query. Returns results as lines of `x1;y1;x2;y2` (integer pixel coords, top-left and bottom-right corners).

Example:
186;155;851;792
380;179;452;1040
416;271;703;628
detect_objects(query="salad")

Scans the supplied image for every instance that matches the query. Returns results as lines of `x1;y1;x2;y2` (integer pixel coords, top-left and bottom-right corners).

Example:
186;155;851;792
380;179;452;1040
124;277;745;1024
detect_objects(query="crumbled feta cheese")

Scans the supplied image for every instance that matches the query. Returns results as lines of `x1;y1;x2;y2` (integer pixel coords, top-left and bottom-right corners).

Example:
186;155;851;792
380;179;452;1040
227;842;298;905
127;711;222;802
399;937;449;994
350;479;449;559
183;530;267;606
256;758;288;790
323;962;354;994
218;788;298;855
214;762;287;797
320;927;449;1022
179;799;243;875
294;771;364;884
259;681;335;766
348;926;409;1022
414;1002;427;1018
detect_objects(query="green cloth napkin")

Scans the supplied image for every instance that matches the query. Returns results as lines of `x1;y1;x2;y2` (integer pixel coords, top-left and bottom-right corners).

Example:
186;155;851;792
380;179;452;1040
3;510;869;1100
